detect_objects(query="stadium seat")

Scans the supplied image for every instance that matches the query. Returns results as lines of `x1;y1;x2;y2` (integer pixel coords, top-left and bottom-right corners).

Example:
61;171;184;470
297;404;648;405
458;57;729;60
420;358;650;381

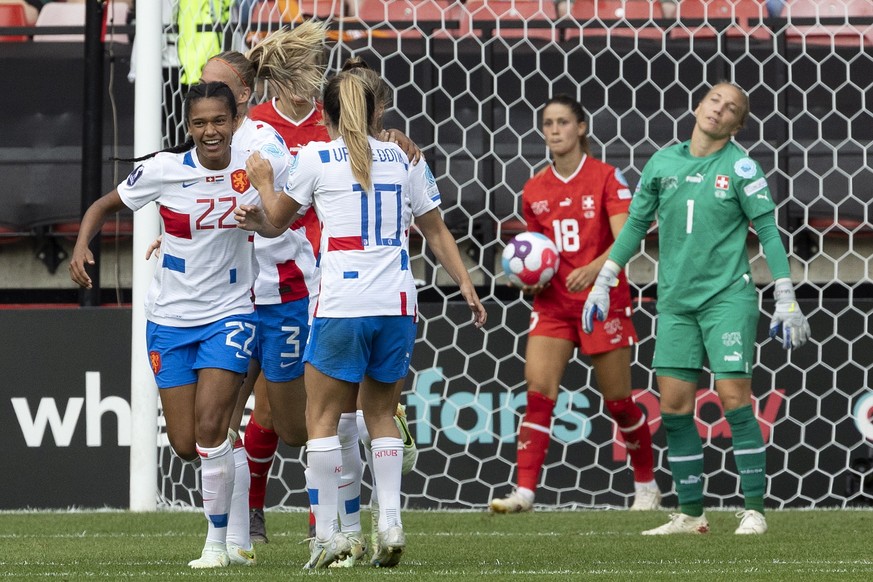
670;0;769;41
277;0;342;20
354;0;463;38
807;216;873;237
464;0;558;42
249;0;284;23
49;219;135;241
0;2;29;42
783;0;873;48
0;224;26;245
567;0;665;42
33;2;129;43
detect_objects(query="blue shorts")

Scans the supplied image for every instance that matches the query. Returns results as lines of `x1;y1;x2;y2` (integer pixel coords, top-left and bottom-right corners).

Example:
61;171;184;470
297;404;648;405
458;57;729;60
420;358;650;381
253;299;311;383
146;313;257;389
303;316;416;383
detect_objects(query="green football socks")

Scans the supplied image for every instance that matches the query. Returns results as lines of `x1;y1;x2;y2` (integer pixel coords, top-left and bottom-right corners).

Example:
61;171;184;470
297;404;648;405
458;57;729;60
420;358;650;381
662;412;705;517
726;404;766;513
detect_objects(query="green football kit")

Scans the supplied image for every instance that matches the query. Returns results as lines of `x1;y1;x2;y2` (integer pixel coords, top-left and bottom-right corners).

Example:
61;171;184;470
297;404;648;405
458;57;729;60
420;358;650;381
609;140;791;376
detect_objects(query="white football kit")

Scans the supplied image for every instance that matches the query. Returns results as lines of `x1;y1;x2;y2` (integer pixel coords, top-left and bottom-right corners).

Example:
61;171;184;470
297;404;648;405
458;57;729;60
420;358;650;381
235;117;320;306
284;136;441;317
117;147;260;327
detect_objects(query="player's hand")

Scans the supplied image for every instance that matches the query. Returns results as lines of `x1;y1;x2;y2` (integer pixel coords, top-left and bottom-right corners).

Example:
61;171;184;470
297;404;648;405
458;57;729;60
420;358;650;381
145;234;163;260
380;128;423;165
69;244;95;289
245;151;275;193
460;283;487;329
582;260;621;334
566;263;600;293
235;204;267;232
769;278;811;349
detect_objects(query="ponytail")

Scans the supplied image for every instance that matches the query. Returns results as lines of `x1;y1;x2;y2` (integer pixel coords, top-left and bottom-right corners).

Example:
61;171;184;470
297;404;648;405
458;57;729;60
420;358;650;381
324;73;375;190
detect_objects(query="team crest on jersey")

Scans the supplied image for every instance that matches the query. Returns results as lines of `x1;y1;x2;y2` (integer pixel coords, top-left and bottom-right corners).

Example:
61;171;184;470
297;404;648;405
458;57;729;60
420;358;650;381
149;350;161;375
531;200;550;215
126;164;144;187
715;175;730;190
734;157;757;179
231;169;250;193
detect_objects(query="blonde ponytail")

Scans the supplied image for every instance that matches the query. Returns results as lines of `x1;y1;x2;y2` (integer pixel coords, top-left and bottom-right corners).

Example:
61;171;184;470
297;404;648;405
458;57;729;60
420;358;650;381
325;73;375;191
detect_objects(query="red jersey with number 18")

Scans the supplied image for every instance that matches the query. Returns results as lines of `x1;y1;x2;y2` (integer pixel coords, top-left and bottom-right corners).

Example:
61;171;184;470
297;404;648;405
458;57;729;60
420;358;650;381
521;155;634;317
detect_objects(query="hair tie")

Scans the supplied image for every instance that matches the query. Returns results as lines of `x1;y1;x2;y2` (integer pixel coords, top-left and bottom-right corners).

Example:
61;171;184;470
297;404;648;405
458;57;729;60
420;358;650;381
211;57;249;91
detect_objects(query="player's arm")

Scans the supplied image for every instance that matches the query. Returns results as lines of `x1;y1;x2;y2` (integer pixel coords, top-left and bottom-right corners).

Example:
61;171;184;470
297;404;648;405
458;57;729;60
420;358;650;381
582;169;656;332
70;189;128;288
244;151;302;231
415;208;487;328
566;211;628;293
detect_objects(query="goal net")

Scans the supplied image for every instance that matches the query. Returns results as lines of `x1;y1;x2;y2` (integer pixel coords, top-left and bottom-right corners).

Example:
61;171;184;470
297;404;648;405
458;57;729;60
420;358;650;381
156;0;873;510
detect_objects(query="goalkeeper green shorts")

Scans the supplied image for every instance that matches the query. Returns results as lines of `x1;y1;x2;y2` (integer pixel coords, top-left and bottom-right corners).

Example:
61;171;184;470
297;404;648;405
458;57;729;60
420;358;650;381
653;278;758;377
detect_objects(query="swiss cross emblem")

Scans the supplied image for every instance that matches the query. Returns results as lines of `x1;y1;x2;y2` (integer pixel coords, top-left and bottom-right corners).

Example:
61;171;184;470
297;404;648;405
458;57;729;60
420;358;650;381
582;195;595;210
231;169;250;193
715;175;730;190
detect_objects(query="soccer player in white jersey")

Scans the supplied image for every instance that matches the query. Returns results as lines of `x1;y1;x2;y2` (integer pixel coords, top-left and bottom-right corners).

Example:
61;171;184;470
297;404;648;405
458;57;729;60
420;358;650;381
238;69;487;568
203;29;420;558
199;49;316;564
70;82;286;569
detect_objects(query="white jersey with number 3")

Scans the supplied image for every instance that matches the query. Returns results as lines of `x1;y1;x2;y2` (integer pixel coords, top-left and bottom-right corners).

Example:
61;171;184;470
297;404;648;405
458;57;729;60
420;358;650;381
117;147;260;327
234;117;319;305
284;136;440;317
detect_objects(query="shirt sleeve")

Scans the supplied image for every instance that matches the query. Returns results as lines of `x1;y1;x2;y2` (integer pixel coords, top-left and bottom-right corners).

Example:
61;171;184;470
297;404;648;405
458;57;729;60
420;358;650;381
283;144;318;208
116;158;162;212
408;160;441;217
257;134;292;193
751;211;791;280
735;157;776;221
608;162;658;267
603;166;634;217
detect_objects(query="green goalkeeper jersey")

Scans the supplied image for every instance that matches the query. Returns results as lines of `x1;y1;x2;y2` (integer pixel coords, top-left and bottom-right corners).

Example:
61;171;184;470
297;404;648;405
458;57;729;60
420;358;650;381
615;140;776;313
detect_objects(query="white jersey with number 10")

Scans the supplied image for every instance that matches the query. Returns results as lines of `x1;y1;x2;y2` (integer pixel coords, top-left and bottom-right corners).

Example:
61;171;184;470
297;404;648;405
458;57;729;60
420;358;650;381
284;136;440;318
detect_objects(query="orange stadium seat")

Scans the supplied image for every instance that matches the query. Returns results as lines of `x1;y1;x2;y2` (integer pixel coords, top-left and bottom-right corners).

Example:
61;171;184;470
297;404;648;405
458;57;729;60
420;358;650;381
0;3;29;42
249;0;284;23
567;0;665;42
464;0;558;42
354;0;463;38
784;0;873;47
670;0;769;41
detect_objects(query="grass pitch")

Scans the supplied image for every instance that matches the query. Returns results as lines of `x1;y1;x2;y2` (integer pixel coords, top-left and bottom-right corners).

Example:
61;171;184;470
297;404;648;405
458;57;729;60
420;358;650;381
1;509;872;580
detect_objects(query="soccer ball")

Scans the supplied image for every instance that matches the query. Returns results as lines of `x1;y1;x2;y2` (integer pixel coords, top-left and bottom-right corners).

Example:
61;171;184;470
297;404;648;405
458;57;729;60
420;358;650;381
501;232;560;287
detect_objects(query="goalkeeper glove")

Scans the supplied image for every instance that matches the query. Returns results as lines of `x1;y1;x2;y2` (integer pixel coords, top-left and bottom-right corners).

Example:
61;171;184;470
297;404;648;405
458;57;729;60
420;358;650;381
769;278;811;350
582;260;621;334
